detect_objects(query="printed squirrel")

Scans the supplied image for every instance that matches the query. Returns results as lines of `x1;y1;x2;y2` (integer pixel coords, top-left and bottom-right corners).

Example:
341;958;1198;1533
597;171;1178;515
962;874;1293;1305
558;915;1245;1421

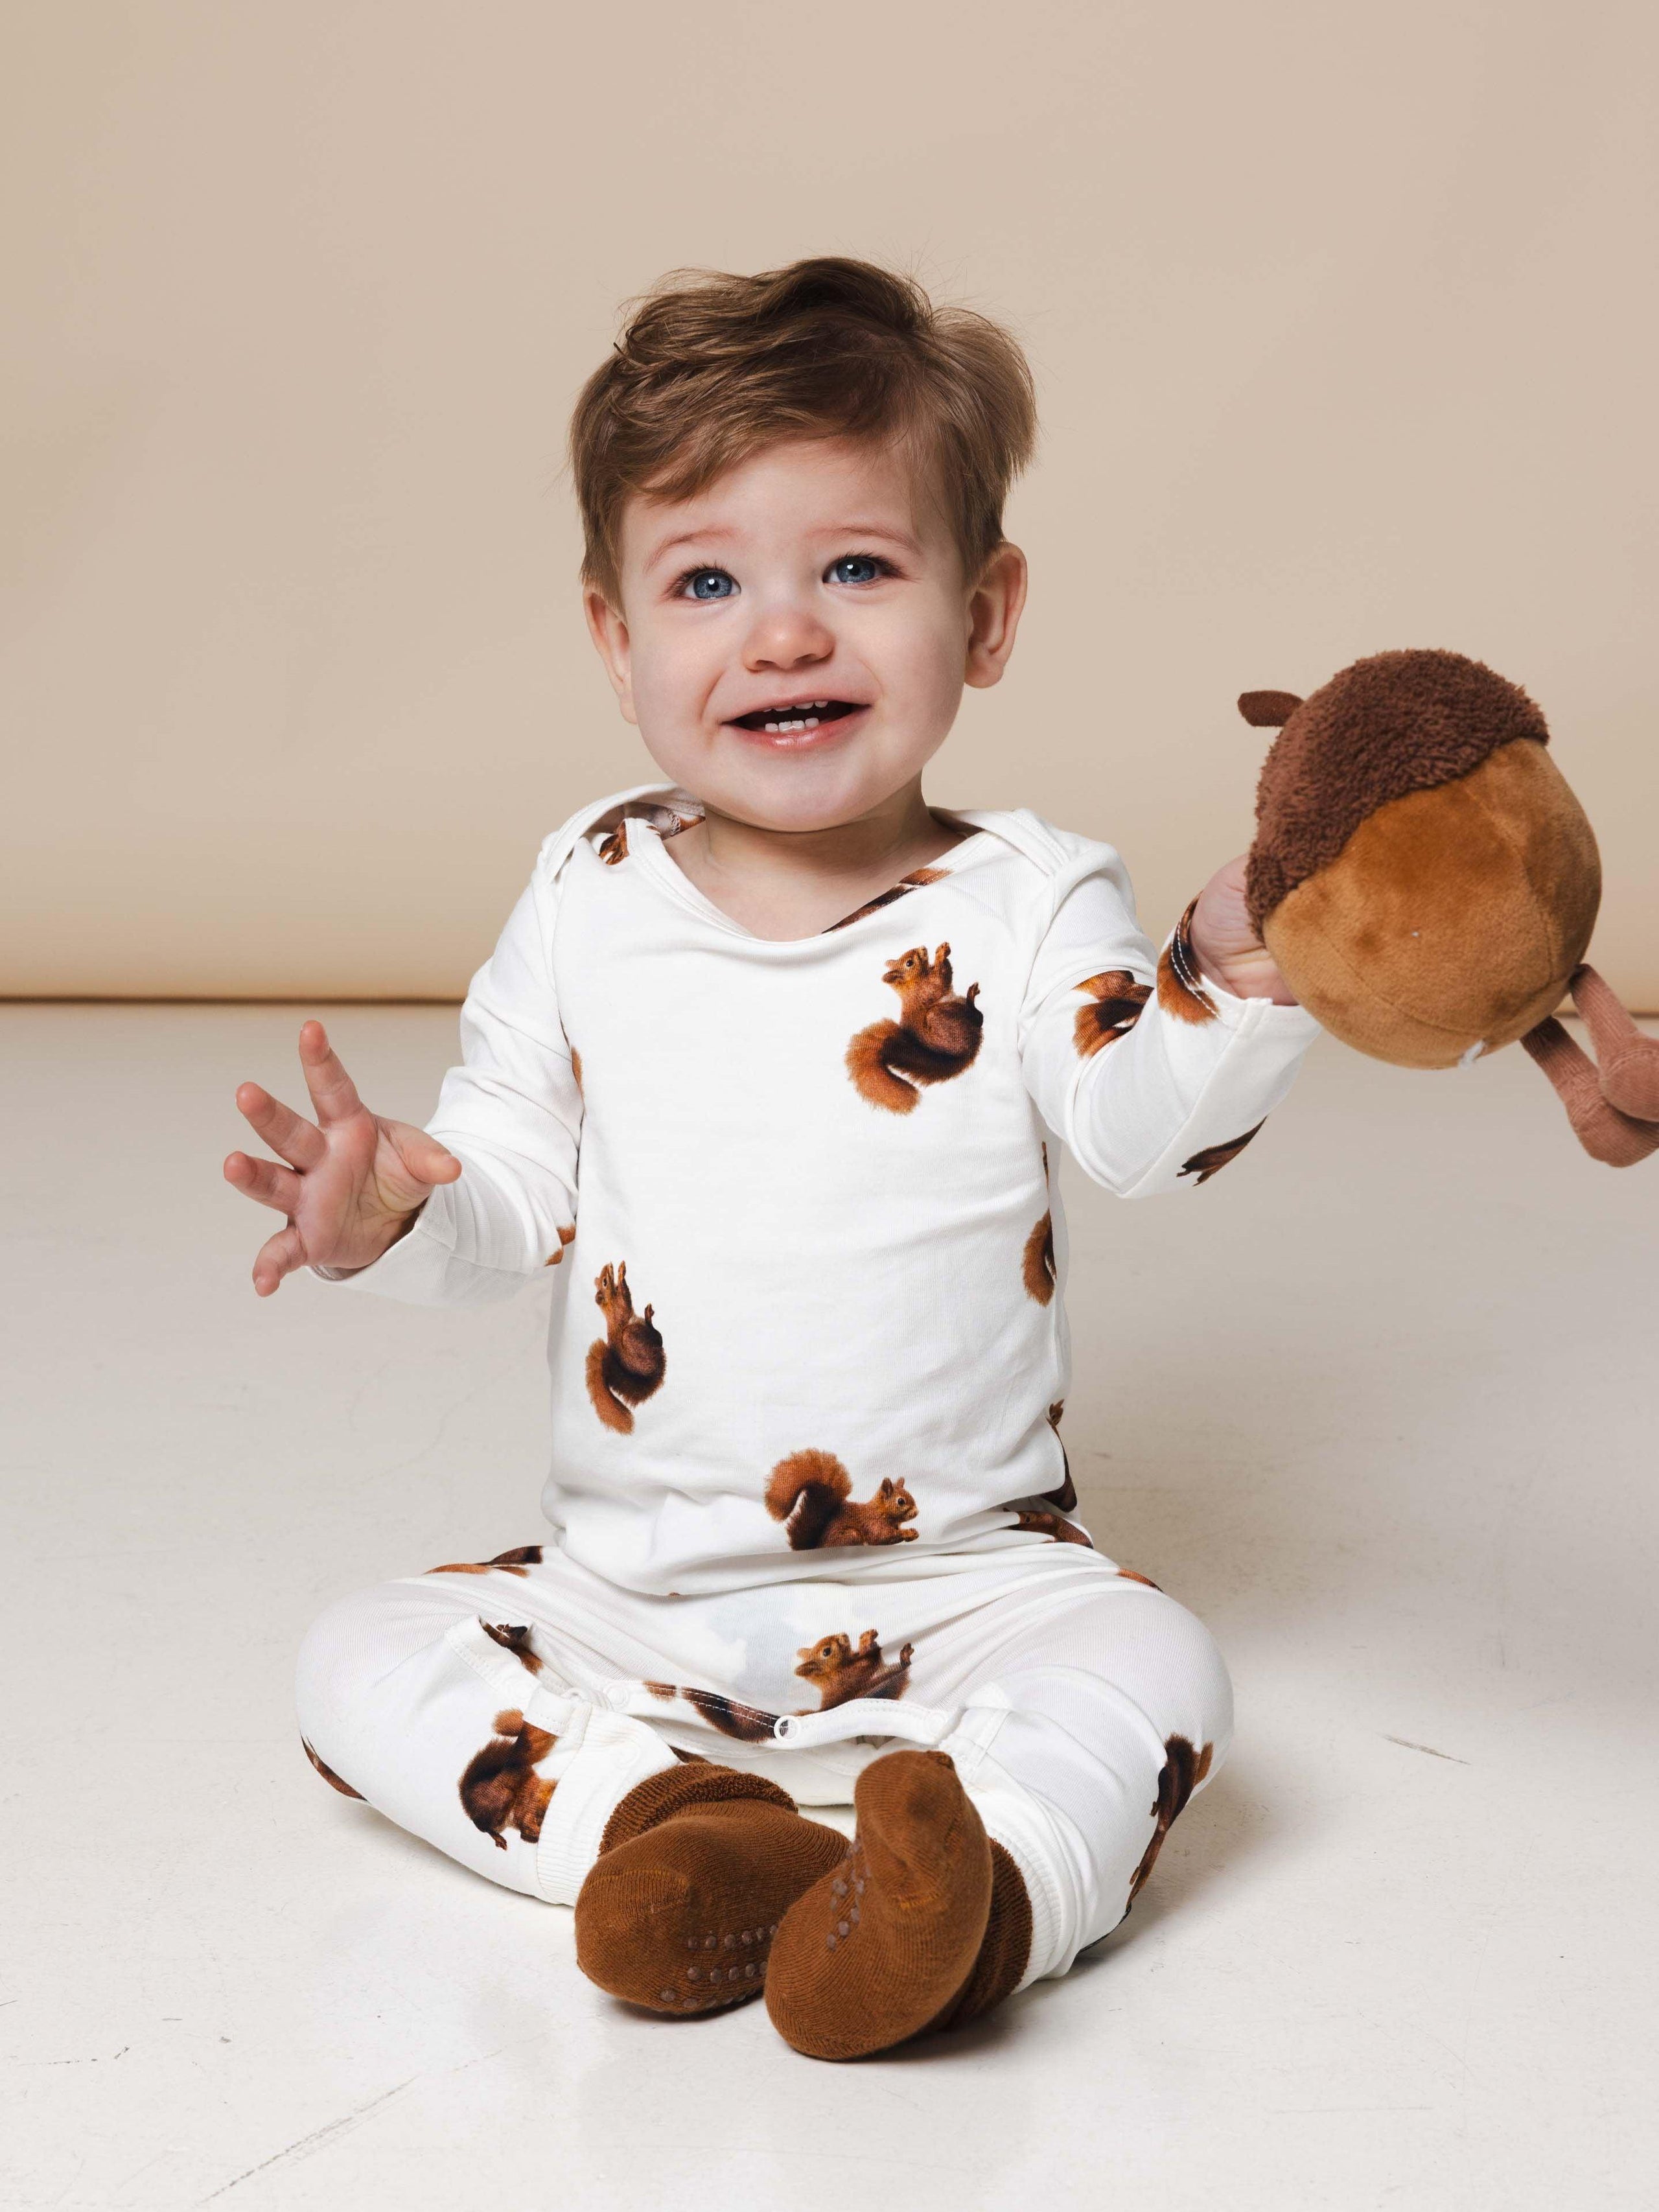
1011;1505;1093;1547
1125;1733;1213;1907
458;1707;559;1850
585;1261;666;1434
1023;1212;1055;1303
480;1621;542;1674
639;1627;916;1737
424;1543;544;1577
1157;900;1219;1026
1040;1399;1076;1510
301;1736;364;1799
825;865;948;933
642;1679;782;1743
794;1627;916;1710
1177;1123;1265;1185
1073;969;1152;1058
846;942;984;1113
765;1450;919;1550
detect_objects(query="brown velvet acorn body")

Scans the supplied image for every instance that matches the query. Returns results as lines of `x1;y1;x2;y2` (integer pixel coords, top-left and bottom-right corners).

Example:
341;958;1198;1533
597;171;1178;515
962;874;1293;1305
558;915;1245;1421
1237;649;1659;1165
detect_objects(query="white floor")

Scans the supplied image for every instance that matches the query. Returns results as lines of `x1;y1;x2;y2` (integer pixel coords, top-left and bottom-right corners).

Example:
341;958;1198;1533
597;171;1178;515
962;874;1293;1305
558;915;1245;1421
4;1003;1656;2212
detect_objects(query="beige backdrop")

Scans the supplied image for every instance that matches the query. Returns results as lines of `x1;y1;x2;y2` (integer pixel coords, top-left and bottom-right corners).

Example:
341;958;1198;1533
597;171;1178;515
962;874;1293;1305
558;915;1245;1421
4;1;1656;1003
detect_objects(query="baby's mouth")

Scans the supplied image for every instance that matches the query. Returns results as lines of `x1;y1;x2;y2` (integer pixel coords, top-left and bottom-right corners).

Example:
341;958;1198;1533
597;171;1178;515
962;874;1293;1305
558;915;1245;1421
726;699;864;736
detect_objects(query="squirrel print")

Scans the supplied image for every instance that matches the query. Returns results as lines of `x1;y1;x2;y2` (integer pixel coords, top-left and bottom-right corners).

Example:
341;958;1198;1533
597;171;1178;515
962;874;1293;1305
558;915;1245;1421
1039;1398;1076;1511
480;1622;542;1675
642;1681;782;1743
795;1628;914;1710
586;1261;666;1433
765;1450;918;1550
1073;969;1152;1058
1124;1733;1214;1906
301;1737;364;1799
1011;1505;1094;1547
639;1625;915;1740
1010;1395;1090;1534
597;804;698;868
1023;1211;1055;1302
1023;1140;1056;1303
1178;1121;1266;1185
824;866;949;934
1157;898;1219;1025
424;1543;543;1578
544;1223;576;1268
458;1708;559;1850
846;943;983;1113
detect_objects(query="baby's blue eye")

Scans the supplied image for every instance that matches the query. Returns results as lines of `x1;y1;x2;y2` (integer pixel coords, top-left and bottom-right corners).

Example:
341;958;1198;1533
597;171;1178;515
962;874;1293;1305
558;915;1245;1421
828;553;886;586
681;568;737;600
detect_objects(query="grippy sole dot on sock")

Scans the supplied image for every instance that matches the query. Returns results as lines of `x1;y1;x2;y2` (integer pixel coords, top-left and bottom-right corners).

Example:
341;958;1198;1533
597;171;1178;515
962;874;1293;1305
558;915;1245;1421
764;1750;1003;2060
579;1766;852;2018
648;1919;784;2011
824;1841;868;1949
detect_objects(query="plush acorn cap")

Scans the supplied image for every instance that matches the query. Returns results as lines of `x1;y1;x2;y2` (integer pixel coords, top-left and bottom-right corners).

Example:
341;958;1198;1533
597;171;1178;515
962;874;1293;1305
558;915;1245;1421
1238;649;1601;1069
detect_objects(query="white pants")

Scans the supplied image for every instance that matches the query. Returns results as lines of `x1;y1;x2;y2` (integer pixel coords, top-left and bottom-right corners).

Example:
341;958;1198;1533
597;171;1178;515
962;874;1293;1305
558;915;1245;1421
295;1540;1233;1990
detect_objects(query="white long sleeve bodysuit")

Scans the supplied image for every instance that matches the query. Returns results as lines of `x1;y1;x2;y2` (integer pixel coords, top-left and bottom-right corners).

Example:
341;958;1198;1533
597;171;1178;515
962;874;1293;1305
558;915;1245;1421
297;785;1321;1989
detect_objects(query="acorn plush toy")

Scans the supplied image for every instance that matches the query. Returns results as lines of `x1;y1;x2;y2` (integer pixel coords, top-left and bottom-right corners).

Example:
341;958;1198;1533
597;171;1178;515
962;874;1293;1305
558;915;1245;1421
1236;649;1659;1165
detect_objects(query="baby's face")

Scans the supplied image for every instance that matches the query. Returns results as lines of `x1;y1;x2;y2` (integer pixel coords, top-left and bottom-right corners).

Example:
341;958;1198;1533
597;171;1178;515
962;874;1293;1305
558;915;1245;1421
586;436;1023;832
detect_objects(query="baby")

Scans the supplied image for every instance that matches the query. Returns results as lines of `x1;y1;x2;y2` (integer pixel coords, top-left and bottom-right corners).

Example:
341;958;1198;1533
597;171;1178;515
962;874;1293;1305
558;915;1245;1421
224;257;1321;2060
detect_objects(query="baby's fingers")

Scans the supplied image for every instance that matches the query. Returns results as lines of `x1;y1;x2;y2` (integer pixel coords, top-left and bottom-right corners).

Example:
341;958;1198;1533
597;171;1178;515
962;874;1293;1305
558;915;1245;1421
235;1082;326;1171
384;1121;463;1186
297;1018;365;1130
224;1150;303;1215
251;1222;307;1298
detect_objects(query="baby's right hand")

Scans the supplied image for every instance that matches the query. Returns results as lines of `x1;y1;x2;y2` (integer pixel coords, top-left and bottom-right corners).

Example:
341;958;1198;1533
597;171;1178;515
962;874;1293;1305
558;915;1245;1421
223;1018;461;1296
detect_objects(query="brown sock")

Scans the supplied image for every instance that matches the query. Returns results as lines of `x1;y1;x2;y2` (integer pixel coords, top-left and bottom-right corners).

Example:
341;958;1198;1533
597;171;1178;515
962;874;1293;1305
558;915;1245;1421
916;1835;1034;2037
764;1748;1031;2060
574;1763;848;2016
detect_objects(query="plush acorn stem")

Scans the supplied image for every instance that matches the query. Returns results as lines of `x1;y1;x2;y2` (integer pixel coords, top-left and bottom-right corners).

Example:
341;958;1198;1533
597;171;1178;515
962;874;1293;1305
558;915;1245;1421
1520;1016;1659;1167
1567;964;1659;1122
1236;690;1305;729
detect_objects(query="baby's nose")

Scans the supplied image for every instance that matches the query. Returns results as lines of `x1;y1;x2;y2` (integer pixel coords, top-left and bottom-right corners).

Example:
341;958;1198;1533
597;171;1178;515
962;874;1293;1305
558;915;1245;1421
741;603;835;671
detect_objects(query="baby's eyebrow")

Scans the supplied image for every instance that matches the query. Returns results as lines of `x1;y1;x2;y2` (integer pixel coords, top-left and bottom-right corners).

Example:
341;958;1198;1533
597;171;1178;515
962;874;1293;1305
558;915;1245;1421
645;524;736;569
811;521;922;555
640;517;923;578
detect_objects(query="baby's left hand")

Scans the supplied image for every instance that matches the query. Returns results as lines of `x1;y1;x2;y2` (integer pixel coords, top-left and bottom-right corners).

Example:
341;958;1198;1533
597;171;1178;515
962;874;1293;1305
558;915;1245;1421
1188;855;1299;1004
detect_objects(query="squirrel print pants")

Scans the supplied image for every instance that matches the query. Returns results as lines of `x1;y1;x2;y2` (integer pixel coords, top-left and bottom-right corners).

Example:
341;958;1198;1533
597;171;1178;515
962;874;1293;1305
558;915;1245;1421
294;1543;1234;1990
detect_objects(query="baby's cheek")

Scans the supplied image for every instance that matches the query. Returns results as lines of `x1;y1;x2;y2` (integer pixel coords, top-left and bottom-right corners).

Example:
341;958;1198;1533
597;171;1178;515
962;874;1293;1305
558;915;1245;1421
627;675;709;781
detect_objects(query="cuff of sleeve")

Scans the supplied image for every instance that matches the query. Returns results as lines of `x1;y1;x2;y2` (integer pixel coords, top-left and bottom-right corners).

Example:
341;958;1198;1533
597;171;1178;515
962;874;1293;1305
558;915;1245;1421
1161;899;1321;1040
1195;967;1323;1040
308;1182;461;1293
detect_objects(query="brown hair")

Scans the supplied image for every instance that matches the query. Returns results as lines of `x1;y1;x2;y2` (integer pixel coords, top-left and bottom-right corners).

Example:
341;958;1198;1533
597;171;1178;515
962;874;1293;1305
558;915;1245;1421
569;256;1038;605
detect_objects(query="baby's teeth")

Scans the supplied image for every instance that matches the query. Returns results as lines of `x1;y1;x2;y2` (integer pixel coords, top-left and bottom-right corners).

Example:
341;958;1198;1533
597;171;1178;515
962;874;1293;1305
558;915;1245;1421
756;703;829;732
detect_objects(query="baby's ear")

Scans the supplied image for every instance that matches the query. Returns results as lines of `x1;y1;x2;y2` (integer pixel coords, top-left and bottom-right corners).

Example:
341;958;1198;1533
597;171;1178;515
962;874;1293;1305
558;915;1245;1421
583;587;638;724
1237;690;1304;728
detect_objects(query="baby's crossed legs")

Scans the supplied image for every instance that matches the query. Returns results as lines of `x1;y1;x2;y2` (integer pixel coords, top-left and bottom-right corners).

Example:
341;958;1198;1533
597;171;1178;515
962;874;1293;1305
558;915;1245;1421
294;1553;1233;2047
